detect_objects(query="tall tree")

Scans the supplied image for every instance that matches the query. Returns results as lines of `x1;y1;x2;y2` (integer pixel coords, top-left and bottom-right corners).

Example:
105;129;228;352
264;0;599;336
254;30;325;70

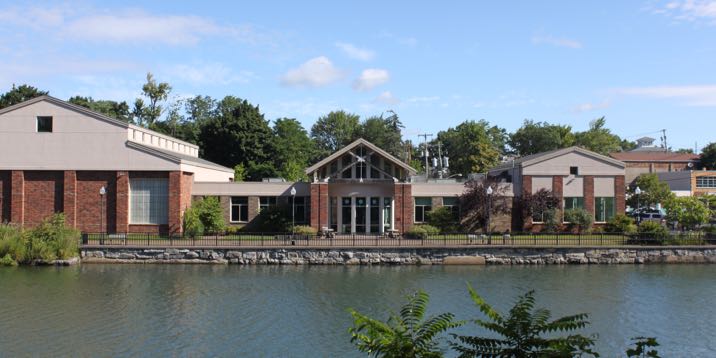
310;110;360;158
272;118;315;181
68;96;131;122
509;120;575;156
437;120;504;175
132;73;172;127
199;96;274;179
0;84;48;109
627;173;675;209
700;142;716;170
356;110;405;159
574;117;623;155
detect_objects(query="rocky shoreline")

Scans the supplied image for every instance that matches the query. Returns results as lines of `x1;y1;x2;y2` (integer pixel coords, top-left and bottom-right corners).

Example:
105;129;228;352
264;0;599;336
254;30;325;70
80;247;716;265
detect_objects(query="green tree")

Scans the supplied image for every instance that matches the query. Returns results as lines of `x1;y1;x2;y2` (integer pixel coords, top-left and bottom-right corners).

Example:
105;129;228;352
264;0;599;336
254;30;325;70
233;164;246;182
627;174;675;209
700;142;716;170
626;337;661;358
563;208;594;233
272;118;315;180
509;120;575;156
132;73;172;127
192;197;225;234
606;214;637;234
0;84;48;109
68;96;131;122
664;196;710;230
574;117;623;155
427;206;459;233
199;96;274;179
451;286;598;358
437;120;504;175
310;110;360;158
357;110;405;159
459;179;512;233
349;290;461;358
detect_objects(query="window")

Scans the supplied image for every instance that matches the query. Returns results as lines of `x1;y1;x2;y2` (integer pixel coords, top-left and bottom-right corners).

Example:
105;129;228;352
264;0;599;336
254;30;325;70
370;156;381;179
563;197;584;210
293;196;310;224
37;116;53;132
129;178;168;224
231;196;249;222
329;197;338;231
442;197;460;220
570;166;579;175
383;162;393;179
595;197;615;222
383;197;392;231
696;176;716;188
342;155;352;179
259;196;277;212
414;197;432;223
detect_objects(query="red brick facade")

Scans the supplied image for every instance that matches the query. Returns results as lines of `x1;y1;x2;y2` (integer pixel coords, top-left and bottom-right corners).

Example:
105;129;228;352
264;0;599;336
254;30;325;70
615;175;626;215
2;170;192;234
583;176;595;215
310;183;329;230
521;175;532;231
393;183;413;233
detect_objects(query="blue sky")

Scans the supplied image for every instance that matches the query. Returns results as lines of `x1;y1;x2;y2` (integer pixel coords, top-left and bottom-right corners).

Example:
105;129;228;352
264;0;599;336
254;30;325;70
1;1;715;151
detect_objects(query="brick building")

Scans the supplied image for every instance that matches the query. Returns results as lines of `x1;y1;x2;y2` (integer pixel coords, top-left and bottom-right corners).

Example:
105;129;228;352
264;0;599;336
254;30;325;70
489;146;626;231
0;96;233;234
609;137;700;184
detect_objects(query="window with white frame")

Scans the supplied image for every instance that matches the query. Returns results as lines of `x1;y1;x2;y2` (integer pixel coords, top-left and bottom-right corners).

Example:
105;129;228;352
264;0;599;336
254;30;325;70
129;178;168;224
259;196;277;212
696;176;716;188
231;196;249;222
414;197;432;223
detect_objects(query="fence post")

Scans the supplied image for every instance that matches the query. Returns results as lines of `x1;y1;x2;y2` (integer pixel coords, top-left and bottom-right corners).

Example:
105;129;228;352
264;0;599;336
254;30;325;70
444;233;447;247
578;232;581;246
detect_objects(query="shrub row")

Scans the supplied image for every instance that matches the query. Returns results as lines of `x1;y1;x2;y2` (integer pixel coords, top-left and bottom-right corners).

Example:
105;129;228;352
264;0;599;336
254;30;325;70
0;213;80;266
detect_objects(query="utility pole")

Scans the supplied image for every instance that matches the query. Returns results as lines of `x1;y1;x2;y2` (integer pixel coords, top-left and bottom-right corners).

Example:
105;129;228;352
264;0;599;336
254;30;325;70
418;133;433;180
660;129;667;152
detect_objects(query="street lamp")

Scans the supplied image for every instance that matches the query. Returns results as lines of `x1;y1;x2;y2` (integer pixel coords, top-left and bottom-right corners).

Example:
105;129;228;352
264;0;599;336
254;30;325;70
634;186;642;225
290;186;297;235
486;185;493;243
99;186;106;240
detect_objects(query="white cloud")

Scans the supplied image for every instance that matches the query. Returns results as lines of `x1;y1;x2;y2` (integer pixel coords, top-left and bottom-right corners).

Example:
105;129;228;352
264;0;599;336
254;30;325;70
280;56;344;88
572;100;610;113
615;85;716;106
406;96;440;103
167;63;255;85
374;91;400;104
353;68;390;91
335;42;375;61
654;0;716;24
531;35;583;49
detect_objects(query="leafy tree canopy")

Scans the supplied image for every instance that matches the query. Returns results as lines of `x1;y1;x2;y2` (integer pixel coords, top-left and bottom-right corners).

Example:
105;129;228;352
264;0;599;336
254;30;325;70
68;96;131;122
437;120;504;175
272;118;315;180
664;196;710;230
509;120;575;156
0;84;48;109
574;117;624;155
132;72;172;127
628;174;675;209
310;110;360;158
700;142;716;170
356;110;406;160
459;178;512;233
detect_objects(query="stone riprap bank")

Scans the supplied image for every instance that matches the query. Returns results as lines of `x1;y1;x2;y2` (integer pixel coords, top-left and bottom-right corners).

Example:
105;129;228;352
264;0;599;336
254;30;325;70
81;247;716;265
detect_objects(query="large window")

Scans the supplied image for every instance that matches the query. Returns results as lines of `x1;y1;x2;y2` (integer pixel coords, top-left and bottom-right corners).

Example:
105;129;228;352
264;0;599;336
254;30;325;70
259;196;277;212
442;197;460;220
414;197;432;223
231;196;249;222
696;176;716;188
563;197;584;210
129;178;168;224
595;197;615;222
292;196;310;224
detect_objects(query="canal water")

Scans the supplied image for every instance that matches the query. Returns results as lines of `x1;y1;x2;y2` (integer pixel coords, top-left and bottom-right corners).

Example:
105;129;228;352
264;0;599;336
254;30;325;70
0;264;714;357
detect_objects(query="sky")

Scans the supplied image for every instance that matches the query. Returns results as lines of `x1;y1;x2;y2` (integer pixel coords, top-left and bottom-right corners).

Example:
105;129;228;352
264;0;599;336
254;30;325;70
1;1;715;152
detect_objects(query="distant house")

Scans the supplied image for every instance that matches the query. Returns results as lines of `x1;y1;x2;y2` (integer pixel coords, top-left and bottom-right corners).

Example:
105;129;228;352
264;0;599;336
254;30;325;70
609;137;699;184
657;170;716;197
489;146;626;231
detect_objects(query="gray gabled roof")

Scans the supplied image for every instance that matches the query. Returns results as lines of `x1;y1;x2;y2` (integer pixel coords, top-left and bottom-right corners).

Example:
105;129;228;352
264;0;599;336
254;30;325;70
127;141;234;173
489;146;625;172
305;138;417;175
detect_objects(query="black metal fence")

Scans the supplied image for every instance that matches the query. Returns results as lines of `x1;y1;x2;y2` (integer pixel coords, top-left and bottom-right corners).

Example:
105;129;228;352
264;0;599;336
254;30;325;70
80;232;716;248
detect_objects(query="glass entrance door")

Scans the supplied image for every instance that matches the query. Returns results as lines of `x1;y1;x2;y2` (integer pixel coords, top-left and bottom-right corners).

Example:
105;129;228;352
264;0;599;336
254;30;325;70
370;197;380;233
341;197;352;233
355;197;367;233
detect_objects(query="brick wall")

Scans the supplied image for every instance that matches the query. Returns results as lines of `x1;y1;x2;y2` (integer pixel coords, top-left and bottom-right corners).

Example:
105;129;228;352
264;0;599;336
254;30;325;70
522;175;532;231
583;176;595;215
0;171;9;222
552;176;563;207
23;171;63;226
76;171;116;233
116;171;129;233
310;183;329;230
394;183;413;232
615;175;626;215
168;171;182;235
10;171;24;224
63;171;77;228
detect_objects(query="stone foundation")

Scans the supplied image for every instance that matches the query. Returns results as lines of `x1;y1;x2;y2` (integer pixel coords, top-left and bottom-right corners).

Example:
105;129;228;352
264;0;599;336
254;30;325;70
81;247;716;265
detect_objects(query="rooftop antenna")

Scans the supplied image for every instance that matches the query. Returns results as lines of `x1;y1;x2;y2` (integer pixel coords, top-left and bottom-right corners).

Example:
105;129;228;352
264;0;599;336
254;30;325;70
418;133;433;180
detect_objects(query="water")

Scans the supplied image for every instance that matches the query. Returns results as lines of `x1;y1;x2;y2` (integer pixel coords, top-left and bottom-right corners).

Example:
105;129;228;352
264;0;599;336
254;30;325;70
0;264;714;357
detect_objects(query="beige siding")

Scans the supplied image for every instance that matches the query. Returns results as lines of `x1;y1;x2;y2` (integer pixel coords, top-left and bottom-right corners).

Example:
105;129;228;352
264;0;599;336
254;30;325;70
594;177;615;196
0;101;179;171
192;182;310;196
411;183;466;196
531;176;552;193
180;163;233;182
563;176;583;197
523;152;624;176
328;182;394;197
